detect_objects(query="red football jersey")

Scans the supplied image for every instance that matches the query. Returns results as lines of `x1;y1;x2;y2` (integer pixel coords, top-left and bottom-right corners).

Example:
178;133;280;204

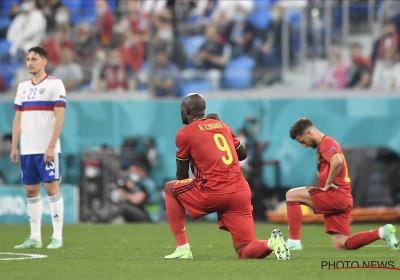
175;118;249;194
316;136;351;194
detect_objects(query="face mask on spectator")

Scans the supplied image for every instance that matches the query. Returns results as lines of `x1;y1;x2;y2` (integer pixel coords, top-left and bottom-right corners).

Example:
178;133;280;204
129;173;140;182
56;12;69;24
235;14;245;23
20;2;33;12
96;7;107;16
159;30;173;41
124;40;133;48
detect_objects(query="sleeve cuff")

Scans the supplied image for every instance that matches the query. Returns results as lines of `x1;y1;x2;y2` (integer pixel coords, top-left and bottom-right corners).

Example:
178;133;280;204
176;156;189;161
235;142;242;150
329;153;339;163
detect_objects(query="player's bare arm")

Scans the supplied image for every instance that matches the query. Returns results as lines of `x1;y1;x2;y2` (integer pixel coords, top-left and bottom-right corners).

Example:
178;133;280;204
236;144;247;161
10;111;21;165
176;159;189;180
321;154;342;192
44;107;65;164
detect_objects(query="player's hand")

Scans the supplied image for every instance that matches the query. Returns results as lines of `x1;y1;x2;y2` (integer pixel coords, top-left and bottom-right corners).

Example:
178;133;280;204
44;147;55;165
321;183;339;192
10;148;19;165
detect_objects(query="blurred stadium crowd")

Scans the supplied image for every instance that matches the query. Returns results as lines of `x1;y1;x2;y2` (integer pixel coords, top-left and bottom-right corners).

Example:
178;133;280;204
0;0;400;96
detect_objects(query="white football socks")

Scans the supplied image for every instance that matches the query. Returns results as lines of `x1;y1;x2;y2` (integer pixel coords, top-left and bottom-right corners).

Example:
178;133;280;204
378;227;384;239
27;195;42;242
49;193;64;241
288;239;301;244
177;243;189;249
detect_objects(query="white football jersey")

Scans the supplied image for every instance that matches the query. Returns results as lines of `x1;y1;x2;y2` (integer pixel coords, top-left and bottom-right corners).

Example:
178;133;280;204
13;75;67;155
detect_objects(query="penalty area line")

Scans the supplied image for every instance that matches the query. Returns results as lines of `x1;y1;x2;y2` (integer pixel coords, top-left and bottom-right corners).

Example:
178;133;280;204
0;252;48;261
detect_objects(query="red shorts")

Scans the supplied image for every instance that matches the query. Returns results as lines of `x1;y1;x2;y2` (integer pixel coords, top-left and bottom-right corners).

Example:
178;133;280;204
308;187;353;236
165;179;254;245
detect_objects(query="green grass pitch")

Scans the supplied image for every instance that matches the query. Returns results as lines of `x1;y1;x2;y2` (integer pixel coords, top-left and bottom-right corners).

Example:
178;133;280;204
0;223;399;280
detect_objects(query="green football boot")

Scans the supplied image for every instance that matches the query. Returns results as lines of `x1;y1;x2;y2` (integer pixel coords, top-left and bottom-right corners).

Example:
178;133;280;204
164;246;193;259
14;238;43;249
47;238;63;249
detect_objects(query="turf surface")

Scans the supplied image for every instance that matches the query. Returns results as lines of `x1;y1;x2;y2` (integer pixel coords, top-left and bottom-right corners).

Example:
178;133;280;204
0;223;399;280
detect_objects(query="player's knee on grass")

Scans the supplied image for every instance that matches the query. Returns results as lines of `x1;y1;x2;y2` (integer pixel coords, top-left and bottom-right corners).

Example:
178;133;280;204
330;233;347;250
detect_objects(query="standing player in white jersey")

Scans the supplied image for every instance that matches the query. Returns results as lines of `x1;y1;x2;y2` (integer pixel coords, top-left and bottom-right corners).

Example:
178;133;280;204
10;46;66;249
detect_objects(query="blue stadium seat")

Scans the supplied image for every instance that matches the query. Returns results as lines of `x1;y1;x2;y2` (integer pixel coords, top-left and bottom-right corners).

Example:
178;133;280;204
248;9;271;30
1;0;19;15
286;10;301;27
222;56;255;89
0;16;11;29
252;0;271;10
180;35;206;59
0;63;22;89
0;39;10;57
81;0;95;14
107;0;116;13
61;0;82;14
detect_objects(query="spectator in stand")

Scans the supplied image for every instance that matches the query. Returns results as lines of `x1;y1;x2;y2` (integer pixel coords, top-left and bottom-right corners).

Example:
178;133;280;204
92;0;114;47
151;8;187;70
37;0;64;35
43;24;74;72
175;0;216;36
73;23;99;64
119;29;145;74
371;19;400;66
114;0;150;44
225;5;257;58
181;24;231;90
52;47;83;90
98;48;136;91
254;4;293;85
371;49;400;90
346;42;372;89
258;4;288;69
138;49;180;97
315;45;348;89
73;22;100;87
5;0;46;62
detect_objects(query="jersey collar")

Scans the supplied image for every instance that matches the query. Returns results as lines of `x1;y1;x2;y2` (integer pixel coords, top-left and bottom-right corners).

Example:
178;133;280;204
193;117;207;121
31;74;49;86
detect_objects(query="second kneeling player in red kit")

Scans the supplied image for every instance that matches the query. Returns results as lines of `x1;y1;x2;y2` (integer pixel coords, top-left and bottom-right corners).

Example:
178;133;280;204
286;118;399;251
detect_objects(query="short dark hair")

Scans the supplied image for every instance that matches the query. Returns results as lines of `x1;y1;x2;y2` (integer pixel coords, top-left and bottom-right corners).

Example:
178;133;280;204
383;19;395;26
27;46;48;59
290;118;314;139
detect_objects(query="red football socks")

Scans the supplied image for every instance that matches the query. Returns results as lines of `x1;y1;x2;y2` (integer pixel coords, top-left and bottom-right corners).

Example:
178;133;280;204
165;192;188;246
344;229;380;250
237;240;272;259
286;201;302;240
